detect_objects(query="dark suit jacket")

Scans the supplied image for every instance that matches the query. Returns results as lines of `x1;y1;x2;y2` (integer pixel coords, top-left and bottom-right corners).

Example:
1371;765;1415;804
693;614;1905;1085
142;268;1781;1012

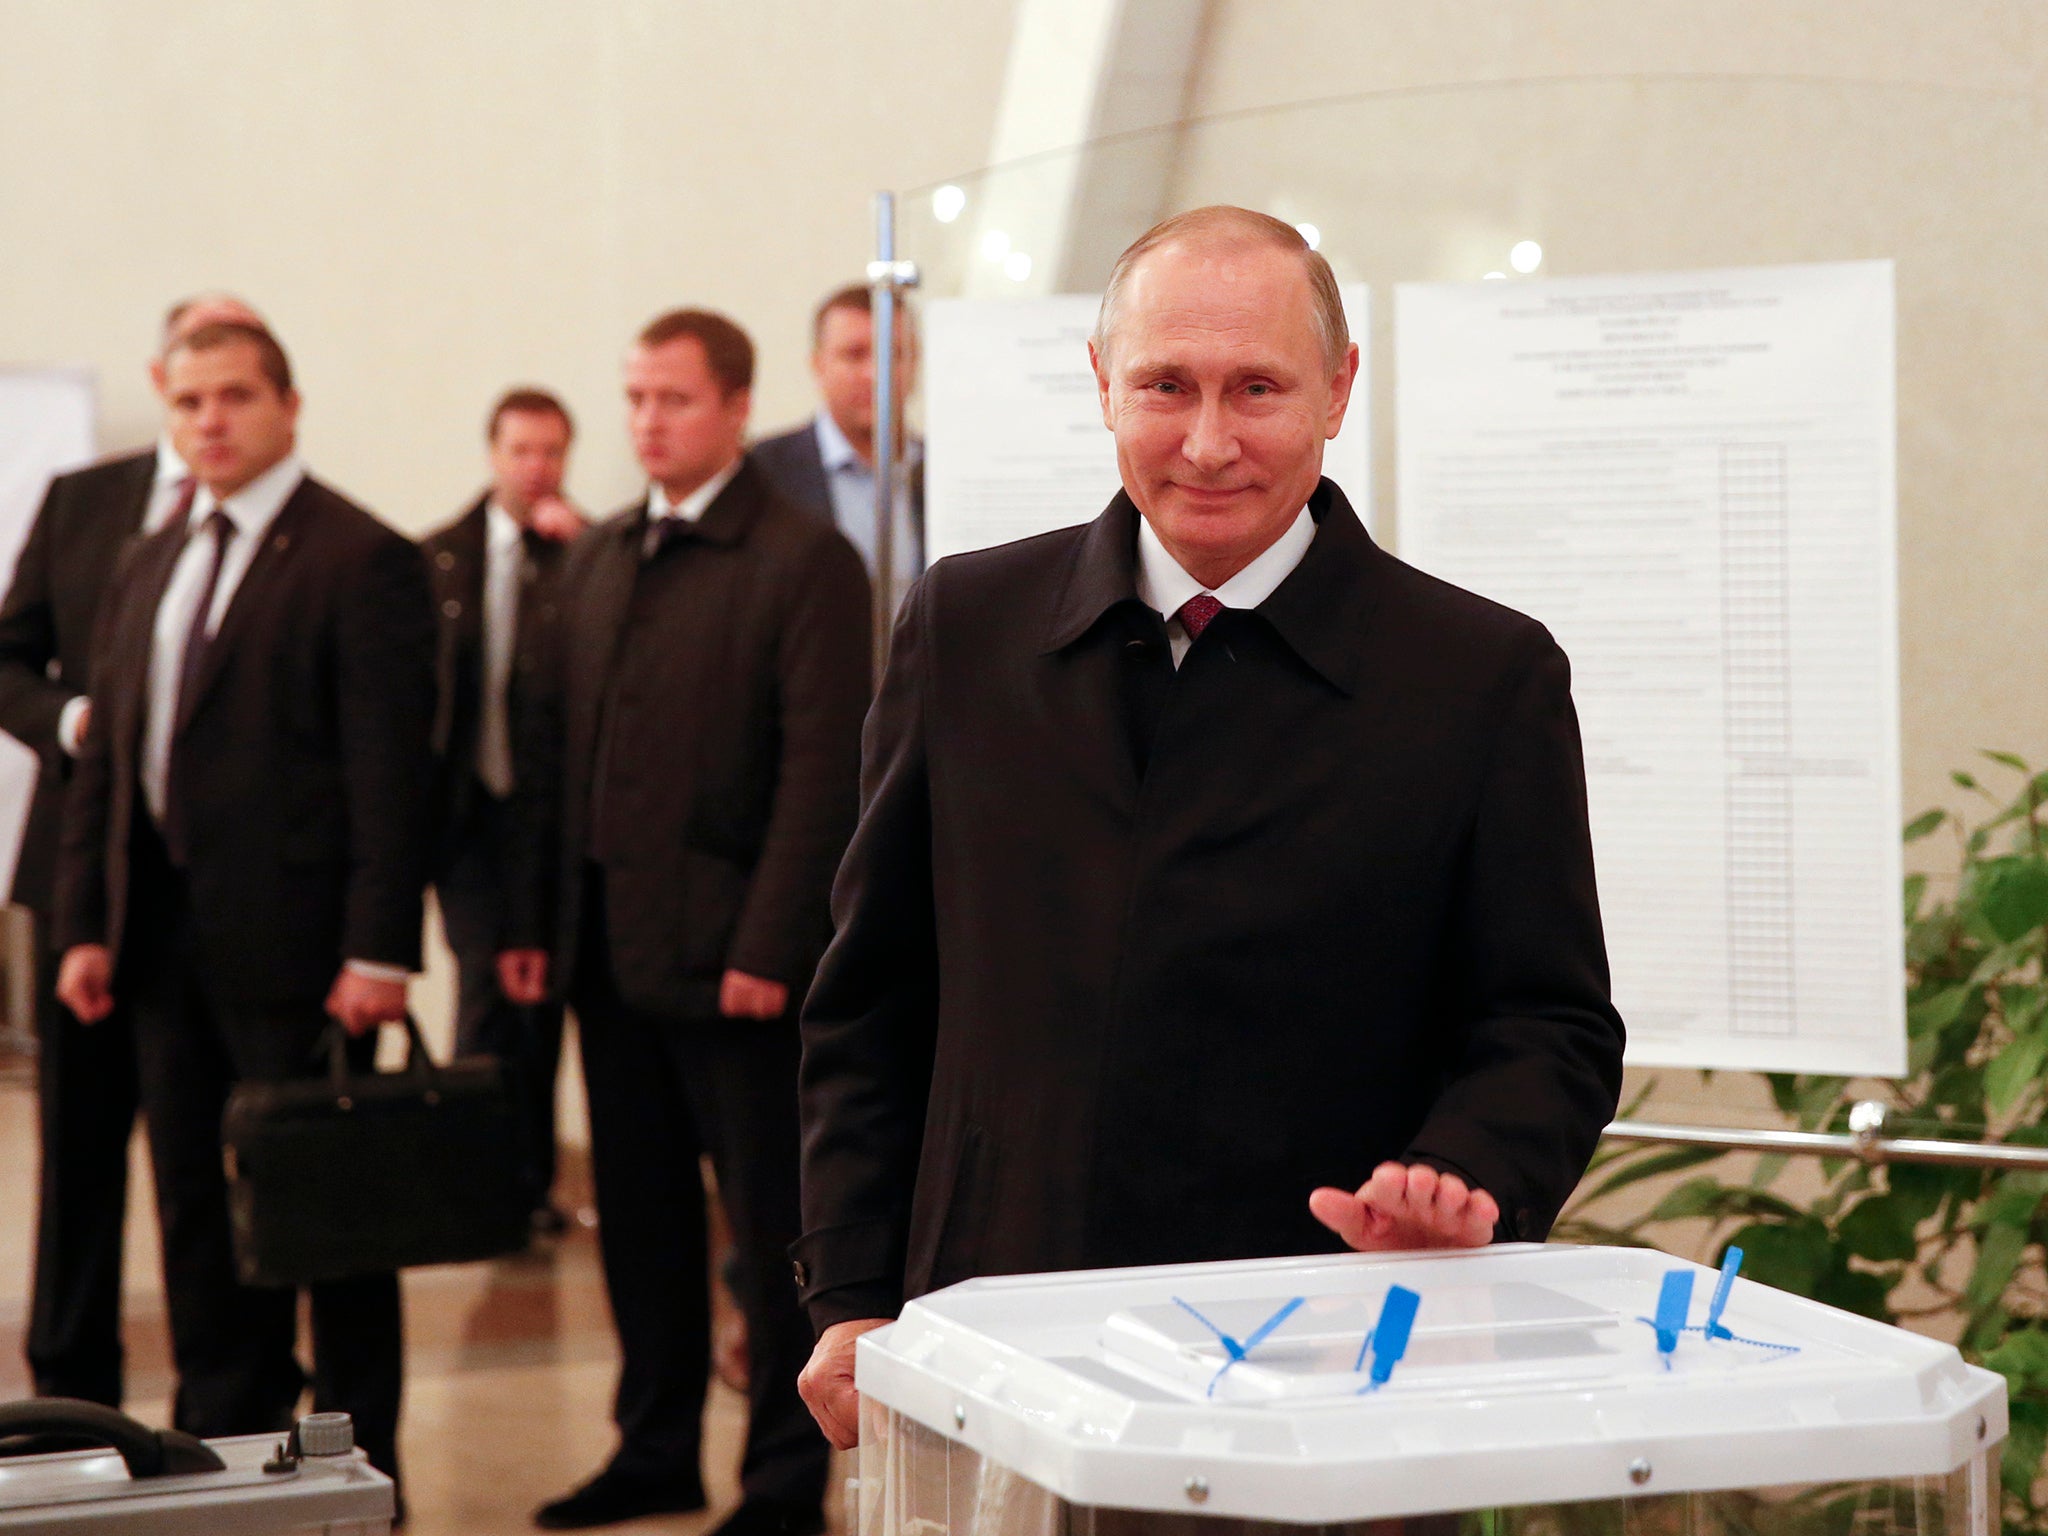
794;479;1627;1328
421;495;564;867
53;475;437;1005
749;418;924;558
0;450;156;918
506;459;871;1017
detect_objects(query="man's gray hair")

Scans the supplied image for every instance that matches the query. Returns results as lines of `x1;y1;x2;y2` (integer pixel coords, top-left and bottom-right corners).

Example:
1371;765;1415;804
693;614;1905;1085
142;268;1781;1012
1091;206;1348;376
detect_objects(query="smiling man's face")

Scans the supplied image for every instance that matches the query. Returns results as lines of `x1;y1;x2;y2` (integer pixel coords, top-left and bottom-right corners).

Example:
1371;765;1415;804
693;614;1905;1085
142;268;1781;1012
1090;237;1357;589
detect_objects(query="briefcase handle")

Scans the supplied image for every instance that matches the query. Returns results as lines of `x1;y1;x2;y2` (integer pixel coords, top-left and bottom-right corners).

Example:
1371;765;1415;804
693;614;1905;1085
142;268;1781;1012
322;1012;443;1101
0;1398;226;1476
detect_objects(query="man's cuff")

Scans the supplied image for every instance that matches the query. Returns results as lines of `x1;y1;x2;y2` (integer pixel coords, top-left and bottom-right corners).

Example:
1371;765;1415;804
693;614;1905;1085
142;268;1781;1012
803;1280;901;1340
57;695;88;757
344;959;413;984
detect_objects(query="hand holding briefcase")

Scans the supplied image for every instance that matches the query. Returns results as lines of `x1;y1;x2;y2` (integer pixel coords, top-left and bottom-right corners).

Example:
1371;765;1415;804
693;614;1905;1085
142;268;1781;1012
222;1015;531;1287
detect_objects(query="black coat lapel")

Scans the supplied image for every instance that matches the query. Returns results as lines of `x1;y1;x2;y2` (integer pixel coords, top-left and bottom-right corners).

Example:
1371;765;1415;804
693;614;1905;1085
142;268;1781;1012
180;482;313;724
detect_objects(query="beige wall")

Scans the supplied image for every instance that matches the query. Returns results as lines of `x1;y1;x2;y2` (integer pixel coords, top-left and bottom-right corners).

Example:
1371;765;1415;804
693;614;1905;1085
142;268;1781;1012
0;0;1016;531
1162;0;2048;837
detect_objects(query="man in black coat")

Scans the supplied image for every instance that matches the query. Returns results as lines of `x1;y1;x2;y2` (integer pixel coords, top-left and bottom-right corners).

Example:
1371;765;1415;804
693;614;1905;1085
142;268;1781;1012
53;322;435;1480
501;309;869;1534
0;292;262;1406
749;283;923;597
423;387;582;1230
794;207;1628;1448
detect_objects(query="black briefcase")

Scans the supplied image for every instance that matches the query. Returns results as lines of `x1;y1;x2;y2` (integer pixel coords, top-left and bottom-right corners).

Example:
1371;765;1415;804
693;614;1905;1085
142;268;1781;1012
221;1015;531;1286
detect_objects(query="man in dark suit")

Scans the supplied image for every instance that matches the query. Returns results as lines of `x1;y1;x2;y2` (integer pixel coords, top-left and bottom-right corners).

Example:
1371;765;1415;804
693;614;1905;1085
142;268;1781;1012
423;387;583;1232
500;309;868;1534
749;283;923;600
0;292;263;1407
794;207;1628;1447
53;321;435;1481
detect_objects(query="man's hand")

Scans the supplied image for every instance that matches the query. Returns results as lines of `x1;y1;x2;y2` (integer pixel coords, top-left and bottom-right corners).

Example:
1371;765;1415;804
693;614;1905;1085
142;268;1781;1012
719;969;788;1020
1309;1161;1499;1251
55;944;114;1024
528;494;587;543
326;969;408;1038
798;1317;892;1449
497;948;550;1006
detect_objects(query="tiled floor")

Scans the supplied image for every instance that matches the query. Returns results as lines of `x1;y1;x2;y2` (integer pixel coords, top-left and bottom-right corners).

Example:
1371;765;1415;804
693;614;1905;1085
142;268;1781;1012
0;1048;849;1534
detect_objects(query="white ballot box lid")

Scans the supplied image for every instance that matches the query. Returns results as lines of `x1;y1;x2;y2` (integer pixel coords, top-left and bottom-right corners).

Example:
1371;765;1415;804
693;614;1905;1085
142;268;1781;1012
855;1243;2008;1523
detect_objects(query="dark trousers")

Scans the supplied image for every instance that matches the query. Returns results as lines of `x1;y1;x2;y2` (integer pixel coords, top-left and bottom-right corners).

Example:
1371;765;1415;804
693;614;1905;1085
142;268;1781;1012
124;832;403;1478
437;786;563;1209
26;917;138;1406
572;867;827;1509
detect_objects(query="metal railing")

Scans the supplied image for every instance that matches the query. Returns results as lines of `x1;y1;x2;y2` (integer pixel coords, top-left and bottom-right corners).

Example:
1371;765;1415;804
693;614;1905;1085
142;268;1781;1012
1605;1100;2048;1172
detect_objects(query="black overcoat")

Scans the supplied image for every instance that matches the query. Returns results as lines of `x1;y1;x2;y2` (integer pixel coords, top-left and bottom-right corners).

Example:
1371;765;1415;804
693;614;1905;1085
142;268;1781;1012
504;460;872;1017
794;479;1627;1328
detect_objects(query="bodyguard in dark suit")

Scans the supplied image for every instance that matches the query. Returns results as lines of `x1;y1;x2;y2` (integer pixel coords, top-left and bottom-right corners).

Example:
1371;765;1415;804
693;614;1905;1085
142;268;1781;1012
749;283;923;596
423;388;581;1228
502;309;868;1534
795;208;1627;1448
0;293;263;1405
54;322;435;1480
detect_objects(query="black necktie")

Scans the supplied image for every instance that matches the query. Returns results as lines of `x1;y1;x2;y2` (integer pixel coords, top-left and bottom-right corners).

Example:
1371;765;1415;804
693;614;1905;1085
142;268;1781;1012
647;513;694;559
161;511;236;866
174;510;237;732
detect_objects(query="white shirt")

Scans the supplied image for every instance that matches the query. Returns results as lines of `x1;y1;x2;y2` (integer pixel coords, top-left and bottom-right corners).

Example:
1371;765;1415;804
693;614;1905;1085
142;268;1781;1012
141;452;305;822
59;437;198;756
475;502;524;798
644;456;743;554
144;435;195;534
1134;504;1317;666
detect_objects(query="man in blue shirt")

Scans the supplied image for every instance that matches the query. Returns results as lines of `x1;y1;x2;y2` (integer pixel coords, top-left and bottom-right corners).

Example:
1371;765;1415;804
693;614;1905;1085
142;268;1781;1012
750;284;922;607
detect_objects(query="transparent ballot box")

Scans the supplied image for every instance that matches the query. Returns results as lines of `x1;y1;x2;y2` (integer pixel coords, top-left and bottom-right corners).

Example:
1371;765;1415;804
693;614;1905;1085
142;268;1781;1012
853;1244;2007;1536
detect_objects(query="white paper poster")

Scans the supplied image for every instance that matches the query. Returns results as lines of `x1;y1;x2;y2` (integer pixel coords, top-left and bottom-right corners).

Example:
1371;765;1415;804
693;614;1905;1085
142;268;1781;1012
1396;261;1902;1077
0;368;95;902
925;286;1370;562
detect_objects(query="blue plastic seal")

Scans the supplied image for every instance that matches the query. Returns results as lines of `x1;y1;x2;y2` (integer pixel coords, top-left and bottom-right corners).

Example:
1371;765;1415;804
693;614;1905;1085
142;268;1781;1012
1653;1269;1694;1359
1355;1284;1421;1391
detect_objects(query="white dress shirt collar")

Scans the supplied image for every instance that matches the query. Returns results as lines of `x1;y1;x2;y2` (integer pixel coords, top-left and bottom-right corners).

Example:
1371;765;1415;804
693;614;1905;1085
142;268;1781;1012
647;455;742;526
1135;503;1317;618
153;434;191;490
485;499;523;549
190;451;305;547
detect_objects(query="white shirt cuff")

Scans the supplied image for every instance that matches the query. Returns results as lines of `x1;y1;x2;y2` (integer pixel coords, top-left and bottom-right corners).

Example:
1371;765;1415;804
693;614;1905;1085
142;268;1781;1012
58;695;89;757
343;960;412;984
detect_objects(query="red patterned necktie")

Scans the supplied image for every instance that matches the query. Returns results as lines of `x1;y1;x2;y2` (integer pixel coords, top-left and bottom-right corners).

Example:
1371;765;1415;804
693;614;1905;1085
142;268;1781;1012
1178;593;1224;641
163;476;197;533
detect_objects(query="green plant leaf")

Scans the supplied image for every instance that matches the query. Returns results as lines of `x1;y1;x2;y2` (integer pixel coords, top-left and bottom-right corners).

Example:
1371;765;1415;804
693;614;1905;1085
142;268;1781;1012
1968;857;2048;943
1577;1145;1725;1206
1956;770;1983;791
1750;1153;1788;1191
1909;983;1974;1035
1983;1328;2048;1391
2001;1397;2048;1501
1887;1162;1975;1225
1984;750;2033;774
1904;810;1947;842
1966;1222;2029;1312
1725;1219;1832;1296
1812;1260;1894;1320
1835;1195;1922;1262
1987;1029;2048;1114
